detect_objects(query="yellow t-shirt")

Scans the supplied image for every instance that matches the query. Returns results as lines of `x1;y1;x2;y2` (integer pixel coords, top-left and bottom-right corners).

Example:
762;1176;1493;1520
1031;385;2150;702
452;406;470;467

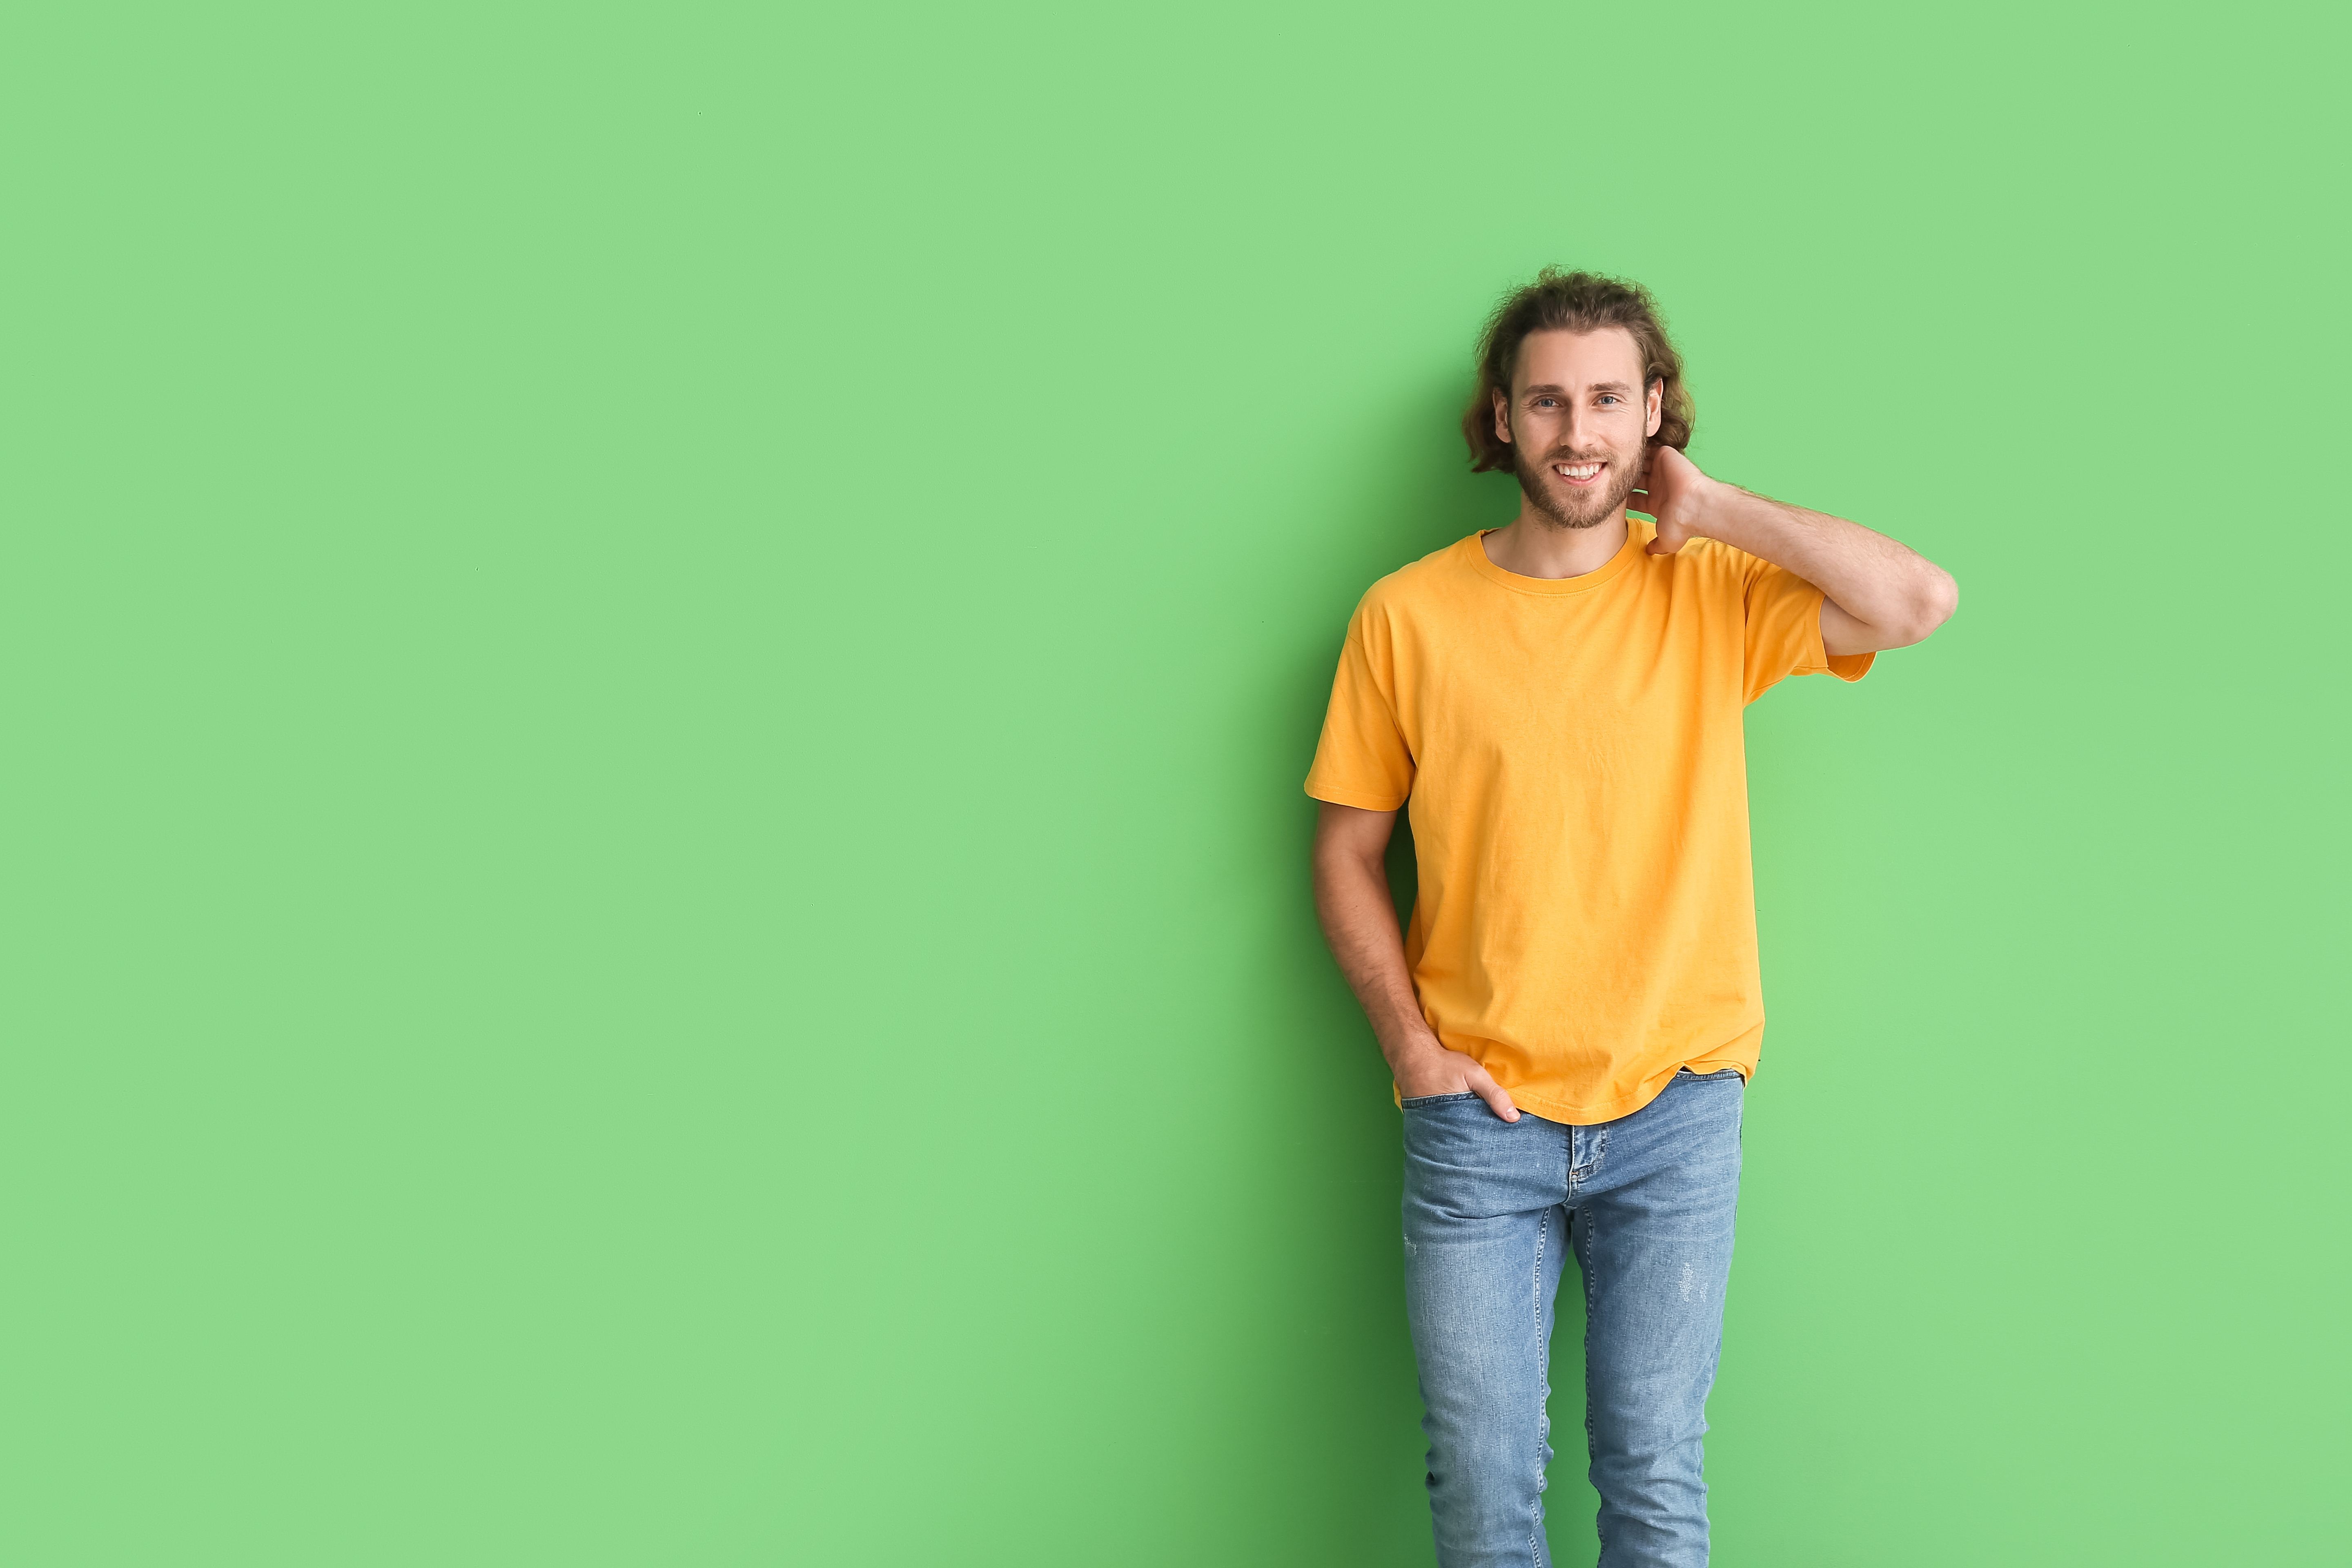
1305;521;1873;1124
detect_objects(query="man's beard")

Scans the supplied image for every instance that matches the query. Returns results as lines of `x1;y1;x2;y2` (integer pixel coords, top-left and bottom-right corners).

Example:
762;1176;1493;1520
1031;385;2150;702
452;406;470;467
1512;441;1646;530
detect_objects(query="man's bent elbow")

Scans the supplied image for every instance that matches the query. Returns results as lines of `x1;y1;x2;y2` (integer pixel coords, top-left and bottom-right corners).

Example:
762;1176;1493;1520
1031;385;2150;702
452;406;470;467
1889;566;1958;647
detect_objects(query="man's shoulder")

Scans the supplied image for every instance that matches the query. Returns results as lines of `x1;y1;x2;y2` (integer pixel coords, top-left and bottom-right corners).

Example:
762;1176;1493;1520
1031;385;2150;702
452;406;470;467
1354;534;1479;618
1650;534;1768;597
1666;534;1751;572
1675;543;1768;585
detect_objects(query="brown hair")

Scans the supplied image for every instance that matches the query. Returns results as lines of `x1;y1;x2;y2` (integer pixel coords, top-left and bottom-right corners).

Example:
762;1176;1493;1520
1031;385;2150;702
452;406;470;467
1461;267;1694;472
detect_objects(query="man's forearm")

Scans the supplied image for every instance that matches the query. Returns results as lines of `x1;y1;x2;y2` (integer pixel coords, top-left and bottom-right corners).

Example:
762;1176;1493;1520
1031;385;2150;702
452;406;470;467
1693;481;1956;644
1311;848;1441;1067
1309;806;1519;1118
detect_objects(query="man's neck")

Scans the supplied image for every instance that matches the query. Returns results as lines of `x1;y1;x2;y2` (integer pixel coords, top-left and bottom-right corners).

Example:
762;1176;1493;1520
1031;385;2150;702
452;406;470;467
1479;508;1630;580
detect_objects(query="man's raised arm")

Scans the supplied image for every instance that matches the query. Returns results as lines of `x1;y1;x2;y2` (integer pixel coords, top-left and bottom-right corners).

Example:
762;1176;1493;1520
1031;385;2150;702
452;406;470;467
1633;444;1958;656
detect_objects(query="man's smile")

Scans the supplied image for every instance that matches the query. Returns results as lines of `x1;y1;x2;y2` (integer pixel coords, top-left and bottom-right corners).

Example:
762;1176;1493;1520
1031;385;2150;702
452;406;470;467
1552;459;1606;485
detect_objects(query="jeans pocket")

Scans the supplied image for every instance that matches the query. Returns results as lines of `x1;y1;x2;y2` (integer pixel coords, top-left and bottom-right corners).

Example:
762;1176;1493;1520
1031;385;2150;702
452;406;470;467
1400;1091;1482;1109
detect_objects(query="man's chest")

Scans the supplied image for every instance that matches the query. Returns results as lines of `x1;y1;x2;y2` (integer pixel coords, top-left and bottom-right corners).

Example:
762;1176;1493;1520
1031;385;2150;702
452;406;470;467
1391;602;1739;763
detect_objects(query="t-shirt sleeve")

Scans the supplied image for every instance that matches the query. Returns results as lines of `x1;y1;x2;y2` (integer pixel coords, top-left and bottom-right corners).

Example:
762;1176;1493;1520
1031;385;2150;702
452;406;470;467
1742;555;1876;704
1304;600;1414;811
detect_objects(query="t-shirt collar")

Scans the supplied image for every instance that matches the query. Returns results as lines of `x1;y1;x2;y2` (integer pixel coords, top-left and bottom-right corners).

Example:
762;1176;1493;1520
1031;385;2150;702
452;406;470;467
1461;518;1651;596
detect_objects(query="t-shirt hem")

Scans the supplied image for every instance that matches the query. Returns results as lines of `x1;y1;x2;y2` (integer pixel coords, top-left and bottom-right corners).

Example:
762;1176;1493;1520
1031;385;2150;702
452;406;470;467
1800;586;1877;682
1304;780;1407;811
1419;1025;1762;1125
1824;649;1875;681
1503;1082;1684;1125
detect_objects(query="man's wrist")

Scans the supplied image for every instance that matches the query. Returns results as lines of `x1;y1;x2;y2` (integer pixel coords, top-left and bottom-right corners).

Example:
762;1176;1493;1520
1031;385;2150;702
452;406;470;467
1685;475;1752;546
1379;1031;1448;1073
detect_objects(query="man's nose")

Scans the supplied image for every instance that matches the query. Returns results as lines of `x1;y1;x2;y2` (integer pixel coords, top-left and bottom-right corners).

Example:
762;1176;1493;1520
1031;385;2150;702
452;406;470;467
1559;402;1591;452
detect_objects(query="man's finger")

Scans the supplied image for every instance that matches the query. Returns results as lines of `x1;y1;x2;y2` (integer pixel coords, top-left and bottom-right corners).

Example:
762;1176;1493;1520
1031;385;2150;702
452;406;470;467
1469;1070;1520;1122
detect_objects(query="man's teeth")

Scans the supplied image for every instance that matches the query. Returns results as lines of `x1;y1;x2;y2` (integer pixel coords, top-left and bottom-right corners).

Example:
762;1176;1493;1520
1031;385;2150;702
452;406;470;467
1555;462;1603;479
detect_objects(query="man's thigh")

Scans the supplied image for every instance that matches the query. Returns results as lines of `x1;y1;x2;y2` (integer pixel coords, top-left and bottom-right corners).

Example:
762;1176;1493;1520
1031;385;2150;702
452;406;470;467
1574;1069;1745;1365
1401;1092;1576;1345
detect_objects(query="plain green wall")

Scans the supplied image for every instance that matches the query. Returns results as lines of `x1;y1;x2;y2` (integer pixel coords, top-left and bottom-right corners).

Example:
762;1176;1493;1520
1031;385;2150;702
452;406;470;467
4;3;2345;1563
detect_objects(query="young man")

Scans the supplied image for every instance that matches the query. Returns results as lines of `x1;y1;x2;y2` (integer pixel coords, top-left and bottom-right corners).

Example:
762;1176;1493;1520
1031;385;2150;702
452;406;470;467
1306;269;1956;1567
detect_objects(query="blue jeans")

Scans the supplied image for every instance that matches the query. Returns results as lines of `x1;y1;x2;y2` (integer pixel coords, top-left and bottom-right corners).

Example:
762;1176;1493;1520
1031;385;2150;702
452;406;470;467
1401;1066;1746;1567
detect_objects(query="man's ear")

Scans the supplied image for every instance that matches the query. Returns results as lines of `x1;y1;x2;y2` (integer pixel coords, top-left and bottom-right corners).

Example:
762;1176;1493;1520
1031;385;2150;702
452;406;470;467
1644;376;1663;440
1493;389;1512;446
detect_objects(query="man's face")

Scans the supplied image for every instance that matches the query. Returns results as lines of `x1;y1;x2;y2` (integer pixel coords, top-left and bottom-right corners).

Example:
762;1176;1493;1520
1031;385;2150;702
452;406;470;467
1493;327;1664;530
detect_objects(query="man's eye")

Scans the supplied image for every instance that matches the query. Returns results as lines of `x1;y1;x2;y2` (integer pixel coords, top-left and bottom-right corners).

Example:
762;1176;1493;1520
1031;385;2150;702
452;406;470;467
1598;395;1620;406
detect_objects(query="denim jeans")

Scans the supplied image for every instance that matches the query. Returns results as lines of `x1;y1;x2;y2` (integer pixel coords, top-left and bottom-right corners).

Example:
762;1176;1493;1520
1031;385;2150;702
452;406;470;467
1401;1065;1746;1567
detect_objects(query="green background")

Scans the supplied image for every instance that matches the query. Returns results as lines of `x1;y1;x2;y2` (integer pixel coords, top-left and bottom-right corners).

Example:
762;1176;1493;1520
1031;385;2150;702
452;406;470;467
5;3;2344;1563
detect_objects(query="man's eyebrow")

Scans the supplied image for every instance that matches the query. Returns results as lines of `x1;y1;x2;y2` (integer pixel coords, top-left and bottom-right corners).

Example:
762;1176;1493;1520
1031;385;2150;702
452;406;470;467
1520;380;1638;396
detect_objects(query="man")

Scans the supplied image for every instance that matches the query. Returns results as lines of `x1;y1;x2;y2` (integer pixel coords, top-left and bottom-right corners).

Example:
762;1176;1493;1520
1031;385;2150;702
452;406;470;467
1306;269;1956;1567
